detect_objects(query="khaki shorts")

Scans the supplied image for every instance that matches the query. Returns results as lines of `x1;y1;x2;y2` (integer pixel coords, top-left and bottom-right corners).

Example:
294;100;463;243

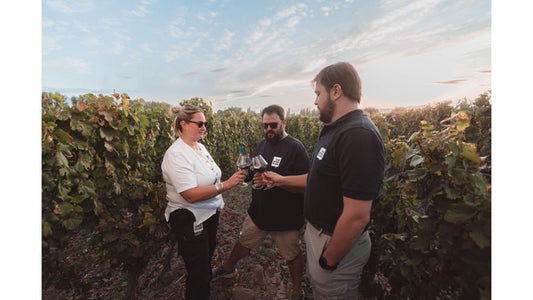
239;214;302;261
304;222;371;299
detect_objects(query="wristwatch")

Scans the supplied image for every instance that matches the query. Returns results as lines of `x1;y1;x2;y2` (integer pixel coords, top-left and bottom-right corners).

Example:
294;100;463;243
319;254;338;271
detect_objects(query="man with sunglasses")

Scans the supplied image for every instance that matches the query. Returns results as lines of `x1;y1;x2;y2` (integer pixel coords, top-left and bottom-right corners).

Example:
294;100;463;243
213;105;310;300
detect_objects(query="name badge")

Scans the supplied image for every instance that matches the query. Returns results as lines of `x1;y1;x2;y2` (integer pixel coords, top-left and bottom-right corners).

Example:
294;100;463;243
271;156;282;167
317;147;326;160
193;223;203;236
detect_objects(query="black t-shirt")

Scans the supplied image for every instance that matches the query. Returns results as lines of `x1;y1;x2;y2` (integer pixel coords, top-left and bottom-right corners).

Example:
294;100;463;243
304;110;385;234
248;135;310;231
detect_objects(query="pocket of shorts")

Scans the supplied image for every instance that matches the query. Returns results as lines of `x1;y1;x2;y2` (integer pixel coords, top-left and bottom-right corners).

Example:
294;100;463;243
310;275;348;296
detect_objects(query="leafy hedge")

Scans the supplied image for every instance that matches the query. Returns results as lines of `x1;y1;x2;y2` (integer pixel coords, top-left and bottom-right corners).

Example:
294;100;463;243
42;92;490;298
42;93;172;297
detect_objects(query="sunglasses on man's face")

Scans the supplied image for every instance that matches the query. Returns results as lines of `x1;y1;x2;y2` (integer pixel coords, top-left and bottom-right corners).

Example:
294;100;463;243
187;120;209;128
262;122;279;129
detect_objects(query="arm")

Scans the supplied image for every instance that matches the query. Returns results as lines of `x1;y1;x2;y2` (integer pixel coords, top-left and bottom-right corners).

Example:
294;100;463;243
262;172;307;194
321;197;372;267
181;170;246;203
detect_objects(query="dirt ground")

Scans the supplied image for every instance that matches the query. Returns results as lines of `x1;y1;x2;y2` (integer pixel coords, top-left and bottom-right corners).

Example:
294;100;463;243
43;187;315;299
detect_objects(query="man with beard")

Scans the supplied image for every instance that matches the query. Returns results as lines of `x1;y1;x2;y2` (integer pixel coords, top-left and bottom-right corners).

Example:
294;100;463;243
213;105;310;300
263;62;385;299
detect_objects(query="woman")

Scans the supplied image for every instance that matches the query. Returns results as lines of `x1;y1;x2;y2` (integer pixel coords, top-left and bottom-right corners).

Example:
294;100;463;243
161;104;245;299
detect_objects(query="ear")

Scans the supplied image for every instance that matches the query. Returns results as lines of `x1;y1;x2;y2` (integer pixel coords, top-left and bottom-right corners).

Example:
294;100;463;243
330;84;343;101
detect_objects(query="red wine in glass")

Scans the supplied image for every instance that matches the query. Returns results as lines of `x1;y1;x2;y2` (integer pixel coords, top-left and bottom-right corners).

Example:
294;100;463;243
252;154;268;190
236;146;251;187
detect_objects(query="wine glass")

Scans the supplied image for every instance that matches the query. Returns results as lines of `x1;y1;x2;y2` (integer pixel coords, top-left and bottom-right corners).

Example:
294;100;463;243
251;155;269;190
236;148;252;187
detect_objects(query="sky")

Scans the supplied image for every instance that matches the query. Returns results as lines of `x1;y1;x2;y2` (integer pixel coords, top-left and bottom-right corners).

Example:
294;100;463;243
42;0;491;112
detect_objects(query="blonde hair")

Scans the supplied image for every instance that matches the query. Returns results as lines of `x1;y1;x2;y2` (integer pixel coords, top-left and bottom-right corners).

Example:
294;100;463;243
171;104;203;137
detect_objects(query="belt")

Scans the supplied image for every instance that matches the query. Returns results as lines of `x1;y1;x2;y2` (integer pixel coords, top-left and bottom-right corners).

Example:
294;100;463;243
307;221;333;236
307;221;369;236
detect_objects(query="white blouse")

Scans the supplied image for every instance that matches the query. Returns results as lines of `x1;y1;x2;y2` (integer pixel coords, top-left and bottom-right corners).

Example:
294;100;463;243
161;138;224;225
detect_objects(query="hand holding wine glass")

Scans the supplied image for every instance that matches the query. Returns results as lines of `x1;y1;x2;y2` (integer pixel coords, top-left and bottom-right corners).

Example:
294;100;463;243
261;171;283;187
236;146;252;187
251;154;269;190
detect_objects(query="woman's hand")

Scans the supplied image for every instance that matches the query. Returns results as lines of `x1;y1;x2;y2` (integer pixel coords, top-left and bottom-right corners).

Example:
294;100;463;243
224;169;246;190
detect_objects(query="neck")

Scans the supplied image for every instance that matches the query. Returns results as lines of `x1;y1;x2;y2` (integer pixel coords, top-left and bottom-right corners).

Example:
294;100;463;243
331;98;359;123
181;134;199;149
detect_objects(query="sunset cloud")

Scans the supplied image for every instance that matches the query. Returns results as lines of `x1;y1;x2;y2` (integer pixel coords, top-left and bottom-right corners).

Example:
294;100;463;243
432;80;467;85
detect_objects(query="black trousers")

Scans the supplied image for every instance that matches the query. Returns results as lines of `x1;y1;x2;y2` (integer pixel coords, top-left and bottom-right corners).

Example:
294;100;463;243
169;209;220;300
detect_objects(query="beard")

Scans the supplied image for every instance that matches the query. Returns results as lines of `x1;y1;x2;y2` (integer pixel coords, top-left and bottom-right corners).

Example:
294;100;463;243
265;127;284;143
318;95;335;123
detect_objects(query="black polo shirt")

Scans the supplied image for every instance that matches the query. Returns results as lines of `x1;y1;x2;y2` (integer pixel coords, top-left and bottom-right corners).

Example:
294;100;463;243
304;109;385;234
248;135;310;231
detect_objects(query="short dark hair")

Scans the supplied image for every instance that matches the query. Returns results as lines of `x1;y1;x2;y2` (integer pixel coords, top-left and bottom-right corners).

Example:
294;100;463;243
261;104;285;121
312;62;362;103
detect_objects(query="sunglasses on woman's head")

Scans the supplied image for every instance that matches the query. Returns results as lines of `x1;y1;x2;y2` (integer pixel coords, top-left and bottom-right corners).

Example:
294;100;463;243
187;121;209;128
262;122;279;129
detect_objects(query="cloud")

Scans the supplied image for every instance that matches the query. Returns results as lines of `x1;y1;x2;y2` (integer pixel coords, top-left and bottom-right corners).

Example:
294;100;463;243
43;36;64;55
216;29;235;51
320;6;332;16
168;19;195;39
162;39;202;62
141;43;153;53
319;1;349;17
66;58;90;74
250;80;304;97
73;20;90;33
212;68;229;73
101;19;121;26
129;0;153;17
245;4;308;57
110;33;131;55
321;0;462;60
380;0;410;9
120;54;141;67
303;58;328;73
432;80;466;85
197;11;218;23
274;4;304;20
45;0;93;13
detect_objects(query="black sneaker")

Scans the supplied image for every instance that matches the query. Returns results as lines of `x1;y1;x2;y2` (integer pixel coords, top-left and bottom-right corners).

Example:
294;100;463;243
212;265;237;279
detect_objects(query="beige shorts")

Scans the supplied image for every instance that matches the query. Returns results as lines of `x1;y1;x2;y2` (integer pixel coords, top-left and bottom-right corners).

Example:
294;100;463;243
239;214;302;261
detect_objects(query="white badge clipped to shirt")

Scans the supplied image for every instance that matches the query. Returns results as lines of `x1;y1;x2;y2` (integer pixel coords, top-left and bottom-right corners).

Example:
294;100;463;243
193;223;203;236
317;147;326;160
271;156;282;167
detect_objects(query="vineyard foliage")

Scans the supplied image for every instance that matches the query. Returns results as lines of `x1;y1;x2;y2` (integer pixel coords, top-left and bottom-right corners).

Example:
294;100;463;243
42;92;491;298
